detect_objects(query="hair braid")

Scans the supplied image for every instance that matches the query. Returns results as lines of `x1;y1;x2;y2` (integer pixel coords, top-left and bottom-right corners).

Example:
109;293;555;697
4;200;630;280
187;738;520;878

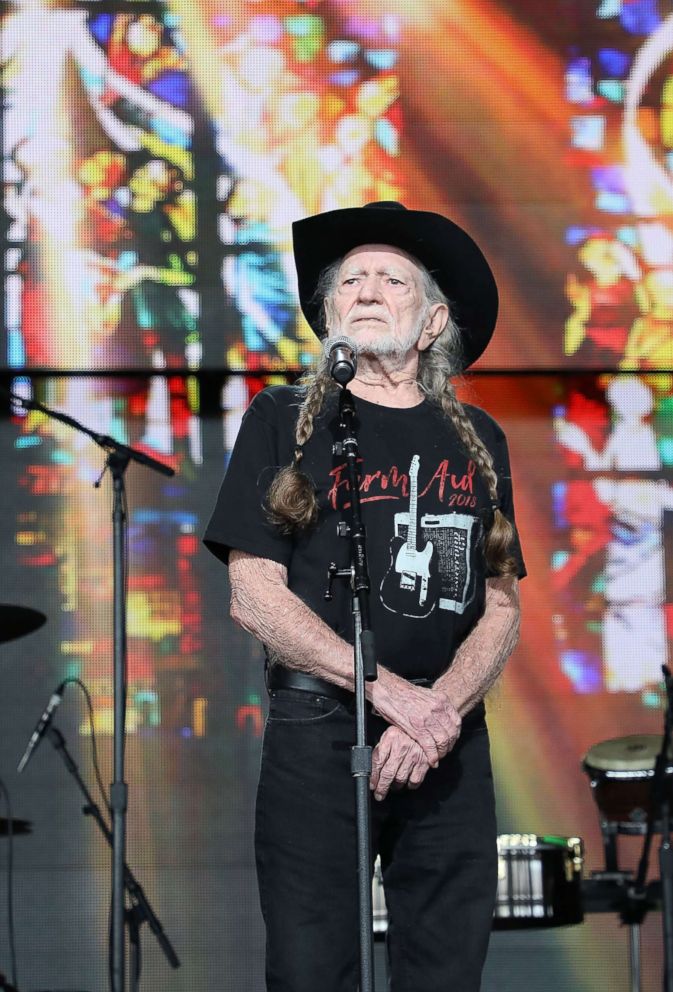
266;359;335;533
437;381;518;575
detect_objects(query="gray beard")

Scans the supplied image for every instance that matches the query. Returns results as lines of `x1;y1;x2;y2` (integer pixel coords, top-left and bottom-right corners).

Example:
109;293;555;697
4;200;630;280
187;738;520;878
342;309;430;367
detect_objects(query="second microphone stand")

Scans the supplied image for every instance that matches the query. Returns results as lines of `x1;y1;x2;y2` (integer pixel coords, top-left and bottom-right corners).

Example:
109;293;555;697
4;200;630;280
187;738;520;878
8;388;174;992
325;387;378;992
46;725;180;989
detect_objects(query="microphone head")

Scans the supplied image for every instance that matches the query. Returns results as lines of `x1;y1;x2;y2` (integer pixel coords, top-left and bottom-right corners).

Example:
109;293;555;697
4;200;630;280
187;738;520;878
324;335;357;358
325;336;358;385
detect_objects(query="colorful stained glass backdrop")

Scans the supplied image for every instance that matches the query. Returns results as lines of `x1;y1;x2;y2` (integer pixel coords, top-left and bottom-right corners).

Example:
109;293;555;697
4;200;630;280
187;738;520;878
1;0;404;371
7;1;673;371
3;2;673;991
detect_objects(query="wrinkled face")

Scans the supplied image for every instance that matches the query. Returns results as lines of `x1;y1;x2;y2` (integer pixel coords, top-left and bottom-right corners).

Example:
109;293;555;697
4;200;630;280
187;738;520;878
327;244;429;358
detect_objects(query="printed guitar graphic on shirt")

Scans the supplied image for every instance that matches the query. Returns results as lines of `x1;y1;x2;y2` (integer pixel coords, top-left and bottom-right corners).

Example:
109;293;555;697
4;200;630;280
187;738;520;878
380;455;440;618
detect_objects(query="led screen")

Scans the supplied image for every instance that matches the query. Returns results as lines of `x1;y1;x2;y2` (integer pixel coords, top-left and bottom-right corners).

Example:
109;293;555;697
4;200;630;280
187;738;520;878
1;2;673;991
3;2;673;372
0;372;668;990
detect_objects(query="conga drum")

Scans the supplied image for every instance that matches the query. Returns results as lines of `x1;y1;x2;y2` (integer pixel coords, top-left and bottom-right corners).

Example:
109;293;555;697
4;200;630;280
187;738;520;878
582;735;673;834
372;837;584;933
493;834;584;929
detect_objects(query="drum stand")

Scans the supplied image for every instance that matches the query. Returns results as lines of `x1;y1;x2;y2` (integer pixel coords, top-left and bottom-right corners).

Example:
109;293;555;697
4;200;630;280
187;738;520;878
590;671;673;992
629;926;642;992
594;822;650;992
630;665;673;992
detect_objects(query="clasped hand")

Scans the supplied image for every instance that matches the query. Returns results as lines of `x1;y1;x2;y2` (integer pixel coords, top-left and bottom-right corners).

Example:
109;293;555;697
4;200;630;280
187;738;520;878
369;682;461;800
371;727;431;800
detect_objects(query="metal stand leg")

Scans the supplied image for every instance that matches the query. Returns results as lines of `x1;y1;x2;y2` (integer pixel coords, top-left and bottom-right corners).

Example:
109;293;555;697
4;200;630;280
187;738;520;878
629;923;642;992
602;825;619;873
599;821;643;991
352;599;375;992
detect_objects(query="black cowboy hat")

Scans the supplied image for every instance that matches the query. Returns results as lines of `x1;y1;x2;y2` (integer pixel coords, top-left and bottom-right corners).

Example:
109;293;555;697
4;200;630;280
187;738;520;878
292;201;498;369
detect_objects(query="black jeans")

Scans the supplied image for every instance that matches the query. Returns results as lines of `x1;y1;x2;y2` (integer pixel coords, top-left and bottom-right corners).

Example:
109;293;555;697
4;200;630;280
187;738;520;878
255;688;498;992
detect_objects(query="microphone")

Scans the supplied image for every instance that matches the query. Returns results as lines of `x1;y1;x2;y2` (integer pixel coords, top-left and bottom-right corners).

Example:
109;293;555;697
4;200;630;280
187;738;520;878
17;682;65;773
325;336;357;386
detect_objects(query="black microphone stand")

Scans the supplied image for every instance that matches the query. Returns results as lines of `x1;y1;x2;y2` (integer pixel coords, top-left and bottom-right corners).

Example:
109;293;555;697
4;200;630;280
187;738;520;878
46;725;180;990
325;386;378;992
632;665;673;992
7;389;173;992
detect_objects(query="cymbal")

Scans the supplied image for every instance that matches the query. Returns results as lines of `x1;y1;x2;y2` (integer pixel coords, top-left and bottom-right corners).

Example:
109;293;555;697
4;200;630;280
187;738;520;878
0;605;46;644
0;817;32;836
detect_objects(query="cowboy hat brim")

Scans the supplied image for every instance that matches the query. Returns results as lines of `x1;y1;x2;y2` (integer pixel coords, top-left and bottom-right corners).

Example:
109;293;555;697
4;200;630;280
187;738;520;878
292;201;498;369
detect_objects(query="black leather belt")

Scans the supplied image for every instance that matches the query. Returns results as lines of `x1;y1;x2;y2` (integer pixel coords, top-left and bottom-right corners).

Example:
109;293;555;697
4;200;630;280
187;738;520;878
266;664;433;706
266;666;353;706
266;665;486;728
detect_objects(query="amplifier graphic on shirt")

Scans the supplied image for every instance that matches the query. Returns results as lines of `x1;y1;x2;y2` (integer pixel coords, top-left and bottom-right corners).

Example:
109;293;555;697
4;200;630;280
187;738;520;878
390;512;477;615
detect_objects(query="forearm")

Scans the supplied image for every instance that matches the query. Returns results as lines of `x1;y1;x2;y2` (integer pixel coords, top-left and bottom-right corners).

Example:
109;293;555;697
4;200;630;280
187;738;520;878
228;551;457;764
434;576;521;717
229;553;363;691
371;580;520;793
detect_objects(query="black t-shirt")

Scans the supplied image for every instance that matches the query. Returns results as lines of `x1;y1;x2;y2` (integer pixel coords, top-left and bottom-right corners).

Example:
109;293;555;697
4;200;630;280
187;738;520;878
204;385;526;681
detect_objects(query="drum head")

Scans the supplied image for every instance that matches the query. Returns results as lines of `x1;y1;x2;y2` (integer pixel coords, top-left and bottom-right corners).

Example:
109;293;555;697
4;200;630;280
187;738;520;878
583;735;670;773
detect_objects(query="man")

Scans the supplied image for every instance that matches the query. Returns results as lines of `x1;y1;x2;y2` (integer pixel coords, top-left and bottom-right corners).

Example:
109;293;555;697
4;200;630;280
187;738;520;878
204;202;525;991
